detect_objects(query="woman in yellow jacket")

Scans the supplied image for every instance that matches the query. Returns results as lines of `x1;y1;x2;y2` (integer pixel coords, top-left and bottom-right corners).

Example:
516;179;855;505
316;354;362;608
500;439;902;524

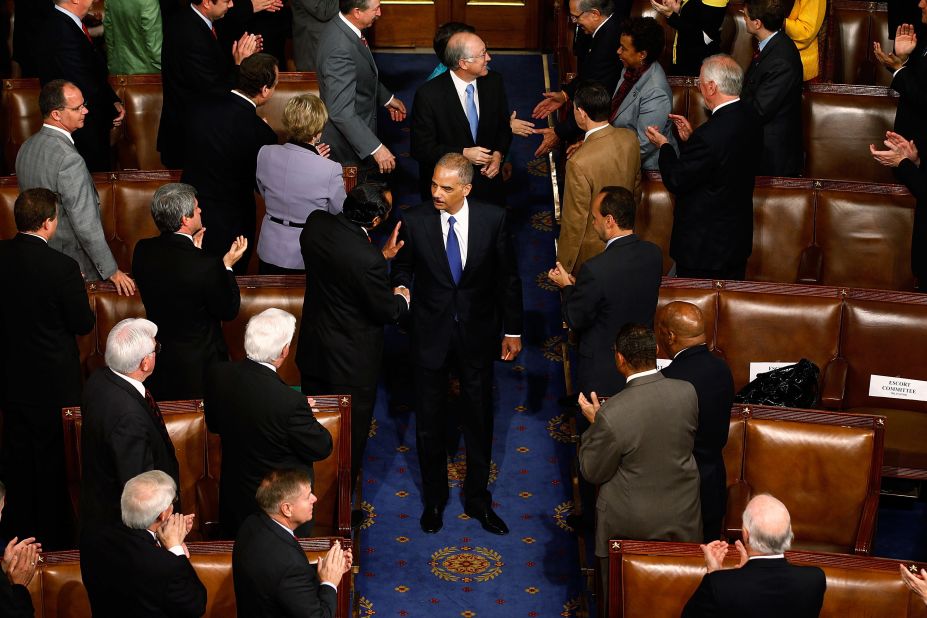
784;0;827;81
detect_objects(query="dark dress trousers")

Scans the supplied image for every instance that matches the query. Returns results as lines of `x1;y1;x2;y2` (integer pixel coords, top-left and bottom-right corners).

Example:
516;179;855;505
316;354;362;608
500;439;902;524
661;343;735;541
81;524;207;618
204;359;333;538
0;572;34;618
233;512;337;617
682;557;826;618
159;5;237;168
180;92;278;271
133;232;241;401
391;200;523;509
658;100;760;279
297;211;409;488
561;234;663;396
0;233;95;549
411;71;513;206
897;157;927;288
79;368;180;530
35;8;121;172
740;32;804;177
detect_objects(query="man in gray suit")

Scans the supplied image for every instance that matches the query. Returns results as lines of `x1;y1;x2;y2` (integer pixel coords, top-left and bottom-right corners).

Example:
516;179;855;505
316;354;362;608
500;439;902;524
293;0;338;71
15;80;136;295
316;0;407;179
577;323;702;612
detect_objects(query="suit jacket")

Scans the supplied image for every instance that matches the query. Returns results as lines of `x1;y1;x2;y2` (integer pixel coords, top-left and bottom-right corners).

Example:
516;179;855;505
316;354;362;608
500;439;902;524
660;344;734;536
316;15;393;164
897;158;927;282
81;524;207;618
159;5;236;167
215;1;291;66
741;32;804;176
79;368;180;528
410;70;513;205
297;211;409;387
658;100;760;272
233;512;337;617
892;47;927;157
180;91;278;257
12;0;53;77
255;142;346;270
0;575;34;618
104;0;163;74
0;234;94;409
133;232;240;400
682;557;826;618
557;125;641;274
391;200;523;369
578;372;702;557
292;0;339;71
666;0;727;76
562;234;663;396
16;126;119;280
35;7;120;171
203;359;333;536
610;61;677;170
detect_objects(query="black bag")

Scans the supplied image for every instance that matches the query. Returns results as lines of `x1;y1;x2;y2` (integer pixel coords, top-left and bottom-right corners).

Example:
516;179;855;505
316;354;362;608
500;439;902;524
734;359;821;408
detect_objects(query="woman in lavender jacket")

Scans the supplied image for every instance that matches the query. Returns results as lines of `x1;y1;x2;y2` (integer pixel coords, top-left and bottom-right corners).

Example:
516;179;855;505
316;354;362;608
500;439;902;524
255;94;347;274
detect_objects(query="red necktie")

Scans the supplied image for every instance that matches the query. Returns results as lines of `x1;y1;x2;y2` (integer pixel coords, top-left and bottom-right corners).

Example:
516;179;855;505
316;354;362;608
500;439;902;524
211;26;217;40
360;36;368;48
81;22;93;44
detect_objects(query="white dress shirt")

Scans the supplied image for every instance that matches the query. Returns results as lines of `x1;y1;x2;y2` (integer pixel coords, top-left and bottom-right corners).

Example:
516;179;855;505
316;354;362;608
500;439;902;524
190;3;213;28
43;123;75;145
625;367;660;384
449;70;480;118
111;369;146;398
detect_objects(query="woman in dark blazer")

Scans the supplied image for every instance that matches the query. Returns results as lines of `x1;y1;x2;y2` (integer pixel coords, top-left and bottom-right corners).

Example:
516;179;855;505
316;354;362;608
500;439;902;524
255;94;347;274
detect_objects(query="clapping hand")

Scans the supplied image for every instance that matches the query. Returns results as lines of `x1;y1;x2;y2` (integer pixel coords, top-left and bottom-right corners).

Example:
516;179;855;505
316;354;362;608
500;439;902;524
382;221;404;260
222;236;248;269
870;131;920;168
577;391;601;423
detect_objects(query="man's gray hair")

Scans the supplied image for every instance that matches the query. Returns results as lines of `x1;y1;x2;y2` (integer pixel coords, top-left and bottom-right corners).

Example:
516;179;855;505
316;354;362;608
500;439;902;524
121;470;176;530
443;32;479;72
150;183;197;233
435;152;474;185
576;0;614;17
244;308;297;363
700;54;744;97
105;318;159;375
742;494;794;554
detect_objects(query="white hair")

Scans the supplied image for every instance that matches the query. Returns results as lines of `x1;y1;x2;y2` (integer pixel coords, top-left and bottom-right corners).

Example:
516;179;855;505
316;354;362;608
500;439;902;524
244;308;296;363
121;470;176;529
701;54;744;97
105;318;158;375
742;494;794;554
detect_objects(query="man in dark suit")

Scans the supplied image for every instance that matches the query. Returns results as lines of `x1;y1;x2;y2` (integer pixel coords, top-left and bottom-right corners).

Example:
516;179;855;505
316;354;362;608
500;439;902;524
298;184;409;494
657;301;734;542
0;481;40;618
79;318;180;530
316;0;407;178
548;186;662;396
682;494;826;617
215;0;288;68
411;32;512;205
81;471;207;617
180;53;279;271
205;308;333;538
532;0;623;156
133;183;245;401
392;153;523;535
35;0;124;172
741;0;803;177
646;54;760;280
233;469;352;616
158;0;261;168
12;0;53;77
0;188;95;550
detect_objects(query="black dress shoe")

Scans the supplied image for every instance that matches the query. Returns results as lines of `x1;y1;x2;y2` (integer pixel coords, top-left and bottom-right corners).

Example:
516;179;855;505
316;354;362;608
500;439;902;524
465;505;509;535
351;509;366;529
420;505;444;534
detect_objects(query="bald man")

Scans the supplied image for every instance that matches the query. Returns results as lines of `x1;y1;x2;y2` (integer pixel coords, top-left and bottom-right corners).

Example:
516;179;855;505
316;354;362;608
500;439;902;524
656;301;734;542
682;494;826;617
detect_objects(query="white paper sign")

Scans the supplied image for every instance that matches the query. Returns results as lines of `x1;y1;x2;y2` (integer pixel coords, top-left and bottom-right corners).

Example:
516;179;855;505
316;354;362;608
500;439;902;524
749;362;796;382
868;374;927;402
656;358;672;370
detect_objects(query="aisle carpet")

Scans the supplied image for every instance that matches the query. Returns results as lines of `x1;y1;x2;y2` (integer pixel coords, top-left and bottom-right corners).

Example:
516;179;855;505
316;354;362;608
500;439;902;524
353;52;587;616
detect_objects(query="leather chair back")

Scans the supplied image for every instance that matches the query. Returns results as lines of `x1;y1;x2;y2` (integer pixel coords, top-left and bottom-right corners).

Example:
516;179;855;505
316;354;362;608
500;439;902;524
723;412;745;488
114;75;167;170
111;171;172;273
635;175;674;274
829;1;893;86
654;279;718;348
746;182;815;283
0;175;18;238
256;72;320;143
0;78;42;175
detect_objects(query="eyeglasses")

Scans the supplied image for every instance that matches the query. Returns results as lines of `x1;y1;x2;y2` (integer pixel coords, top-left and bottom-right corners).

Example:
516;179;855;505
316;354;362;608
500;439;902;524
569;10;588;22
60;102;88;112
149;342;162;356
464;49;489;61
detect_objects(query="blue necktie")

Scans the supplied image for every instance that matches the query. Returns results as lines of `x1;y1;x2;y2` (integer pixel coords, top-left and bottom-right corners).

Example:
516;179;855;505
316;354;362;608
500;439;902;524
465;84;478;143
446;216;462;285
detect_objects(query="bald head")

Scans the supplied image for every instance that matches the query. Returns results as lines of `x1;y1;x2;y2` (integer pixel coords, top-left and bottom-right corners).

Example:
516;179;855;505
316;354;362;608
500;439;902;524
742;494;793;555
656;301;706;357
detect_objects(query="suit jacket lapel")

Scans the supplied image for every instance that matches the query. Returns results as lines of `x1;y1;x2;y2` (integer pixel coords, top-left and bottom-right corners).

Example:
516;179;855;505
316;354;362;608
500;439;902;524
425;208;455;284
336;17;377;75
438;72;475;146
460;202;486;284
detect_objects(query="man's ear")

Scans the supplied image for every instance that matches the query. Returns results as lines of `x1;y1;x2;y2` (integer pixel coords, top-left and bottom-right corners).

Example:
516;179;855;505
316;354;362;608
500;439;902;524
461;183;472;197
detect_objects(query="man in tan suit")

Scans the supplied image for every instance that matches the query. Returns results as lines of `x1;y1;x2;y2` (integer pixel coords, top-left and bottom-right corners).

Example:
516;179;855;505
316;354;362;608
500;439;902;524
577;323;702;613
557;80;641;275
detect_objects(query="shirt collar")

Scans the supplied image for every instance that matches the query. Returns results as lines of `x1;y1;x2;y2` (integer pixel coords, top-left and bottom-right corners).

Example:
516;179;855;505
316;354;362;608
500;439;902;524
449;68;476;95
673;343;707;358
190;3;213;28
711;98;740;114
584;123;609;140
272;517;296;537
54;4;85;31
626;367;660;384
757;30;778;53
248;358;277;372
749;554;785;560
591;13;612;38
231;90;257;108
604;230;632;248
440;198;469;226
338;12;362;38
22;232;49;244
174;232;194;243
43;123;75;144
110;368;146;398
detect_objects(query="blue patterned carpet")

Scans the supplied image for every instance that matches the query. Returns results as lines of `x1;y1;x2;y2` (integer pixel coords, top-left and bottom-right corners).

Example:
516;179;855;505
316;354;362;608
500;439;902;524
353;52;586;617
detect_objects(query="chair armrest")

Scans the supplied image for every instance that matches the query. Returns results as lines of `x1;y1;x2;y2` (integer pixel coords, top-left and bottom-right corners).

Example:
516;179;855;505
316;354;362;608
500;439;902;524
853;491;880;556
820;357;848;409
796;245;823;284
724;480;751;541
195;477;220;540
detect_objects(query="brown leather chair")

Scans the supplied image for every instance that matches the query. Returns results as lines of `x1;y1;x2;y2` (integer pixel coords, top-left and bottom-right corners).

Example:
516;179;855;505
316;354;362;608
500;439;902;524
113;75;167;171
634;175;675;274
256;72;320;143
0;78;42;175
747;180;815;283
607;540;927;618
828;0;893;87
27;539;352;618
654;278;718;347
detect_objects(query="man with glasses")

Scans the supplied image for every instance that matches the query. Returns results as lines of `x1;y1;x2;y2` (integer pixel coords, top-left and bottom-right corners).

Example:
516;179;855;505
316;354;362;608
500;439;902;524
411;31;512;205
80;318;181;532
16;79;136;296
